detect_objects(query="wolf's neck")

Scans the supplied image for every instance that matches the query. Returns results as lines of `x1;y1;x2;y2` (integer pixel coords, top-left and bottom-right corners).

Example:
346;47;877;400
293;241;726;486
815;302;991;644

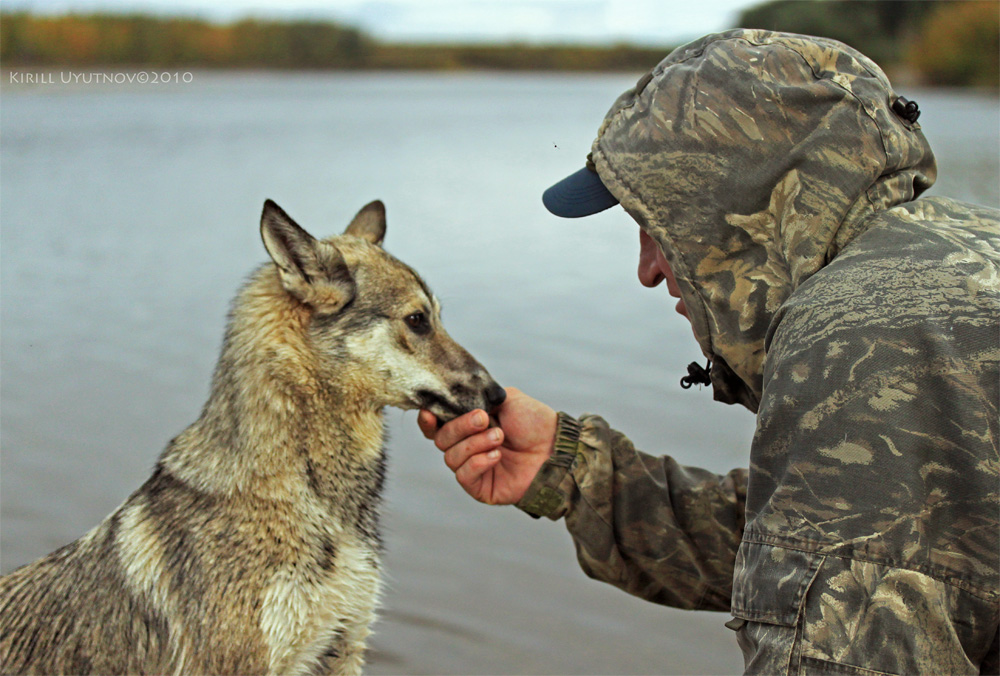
160;276;386;502
162;375;384;502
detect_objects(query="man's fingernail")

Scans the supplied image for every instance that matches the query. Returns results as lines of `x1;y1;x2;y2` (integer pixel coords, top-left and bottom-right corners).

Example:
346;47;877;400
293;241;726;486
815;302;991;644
490;428;502;442
474;411;488;427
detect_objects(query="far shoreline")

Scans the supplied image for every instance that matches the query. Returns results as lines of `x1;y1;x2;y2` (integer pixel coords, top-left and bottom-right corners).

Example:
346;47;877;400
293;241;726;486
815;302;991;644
5;65;996;97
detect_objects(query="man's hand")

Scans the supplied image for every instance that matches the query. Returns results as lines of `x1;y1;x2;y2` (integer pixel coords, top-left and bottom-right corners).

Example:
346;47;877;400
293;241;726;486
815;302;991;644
418;388;558;505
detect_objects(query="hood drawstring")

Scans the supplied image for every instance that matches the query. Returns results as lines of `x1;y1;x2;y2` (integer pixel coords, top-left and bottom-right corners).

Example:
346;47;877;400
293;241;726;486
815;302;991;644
680;360;713;389
892;96;921;123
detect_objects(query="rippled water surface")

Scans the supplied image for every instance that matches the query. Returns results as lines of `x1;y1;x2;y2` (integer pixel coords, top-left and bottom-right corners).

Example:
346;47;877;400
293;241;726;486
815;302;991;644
2;72;997;674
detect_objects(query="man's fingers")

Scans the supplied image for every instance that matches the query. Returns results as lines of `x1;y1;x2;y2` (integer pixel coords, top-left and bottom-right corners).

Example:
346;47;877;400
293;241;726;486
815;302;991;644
434;409;490;451
417;410;439;439
443;427;504;472
455;448;501;491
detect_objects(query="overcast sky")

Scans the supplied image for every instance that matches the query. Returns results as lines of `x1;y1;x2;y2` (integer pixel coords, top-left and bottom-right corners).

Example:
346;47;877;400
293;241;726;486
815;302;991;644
4;0;761;45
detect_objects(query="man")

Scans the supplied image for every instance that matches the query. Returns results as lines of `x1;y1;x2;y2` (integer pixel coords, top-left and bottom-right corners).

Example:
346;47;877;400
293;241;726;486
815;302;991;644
418;30;999;674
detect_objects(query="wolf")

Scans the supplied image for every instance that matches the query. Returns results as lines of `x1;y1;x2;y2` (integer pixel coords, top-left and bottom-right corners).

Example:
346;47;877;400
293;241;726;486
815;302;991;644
0;199;506;675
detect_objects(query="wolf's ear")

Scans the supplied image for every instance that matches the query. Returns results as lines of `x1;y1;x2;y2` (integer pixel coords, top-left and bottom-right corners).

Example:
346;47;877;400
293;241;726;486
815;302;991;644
343;200;386;246
260;200;354;311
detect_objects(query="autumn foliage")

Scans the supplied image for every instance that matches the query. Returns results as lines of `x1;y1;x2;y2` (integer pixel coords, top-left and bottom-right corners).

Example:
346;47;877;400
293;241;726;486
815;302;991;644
0;14;372;68
908;1;999;87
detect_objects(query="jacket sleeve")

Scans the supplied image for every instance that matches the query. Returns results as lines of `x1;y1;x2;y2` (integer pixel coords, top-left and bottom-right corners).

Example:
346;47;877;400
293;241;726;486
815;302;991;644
516;412;748;611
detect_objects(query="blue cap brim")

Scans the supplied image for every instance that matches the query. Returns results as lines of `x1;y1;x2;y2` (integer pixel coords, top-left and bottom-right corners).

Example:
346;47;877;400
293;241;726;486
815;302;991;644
542;166;619;218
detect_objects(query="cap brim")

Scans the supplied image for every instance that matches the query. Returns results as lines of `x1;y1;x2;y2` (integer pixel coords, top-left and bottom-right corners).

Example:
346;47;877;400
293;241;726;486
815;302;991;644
542;167;619;218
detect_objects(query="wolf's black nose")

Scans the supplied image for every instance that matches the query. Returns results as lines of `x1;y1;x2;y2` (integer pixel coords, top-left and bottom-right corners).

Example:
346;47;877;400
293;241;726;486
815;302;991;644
485;382;507;410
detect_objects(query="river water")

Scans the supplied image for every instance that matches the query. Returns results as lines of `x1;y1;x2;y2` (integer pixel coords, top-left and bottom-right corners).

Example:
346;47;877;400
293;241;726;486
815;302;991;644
2;71;997;675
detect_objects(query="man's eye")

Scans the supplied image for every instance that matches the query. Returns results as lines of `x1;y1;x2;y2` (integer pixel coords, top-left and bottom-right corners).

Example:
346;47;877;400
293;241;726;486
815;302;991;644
405;312;431;334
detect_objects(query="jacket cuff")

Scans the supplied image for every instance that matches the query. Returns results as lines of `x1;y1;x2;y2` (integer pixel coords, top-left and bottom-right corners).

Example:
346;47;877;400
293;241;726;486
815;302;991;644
515;412;582;520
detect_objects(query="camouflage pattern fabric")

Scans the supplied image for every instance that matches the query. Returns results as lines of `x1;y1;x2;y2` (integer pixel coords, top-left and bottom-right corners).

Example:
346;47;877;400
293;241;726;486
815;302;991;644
518;30;999;674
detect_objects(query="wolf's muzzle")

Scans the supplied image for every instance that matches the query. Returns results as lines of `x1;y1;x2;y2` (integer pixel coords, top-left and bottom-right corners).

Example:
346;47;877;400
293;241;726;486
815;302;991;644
418;380;506;424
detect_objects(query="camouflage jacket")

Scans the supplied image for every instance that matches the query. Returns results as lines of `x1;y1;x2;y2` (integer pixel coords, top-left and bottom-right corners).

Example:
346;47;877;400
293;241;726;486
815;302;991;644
519;30;999;674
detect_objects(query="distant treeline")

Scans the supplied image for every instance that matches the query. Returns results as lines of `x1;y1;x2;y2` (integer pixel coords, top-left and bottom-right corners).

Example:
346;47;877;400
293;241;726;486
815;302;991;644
0;12;664;72
1;1;997;86
0;14;373;68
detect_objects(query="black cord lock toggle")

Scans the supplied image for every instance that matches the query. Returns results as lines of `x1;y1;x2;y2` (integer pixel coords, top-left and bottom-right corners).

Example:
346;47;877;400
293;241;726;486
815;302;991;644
892;96;920;123
680;360;712;389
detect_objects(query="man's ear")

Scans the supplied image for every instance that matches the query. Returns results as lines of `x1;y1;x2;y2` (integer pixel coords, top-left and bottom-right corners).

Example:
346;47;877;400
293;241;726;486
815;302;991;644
260;199;354;311
343;199;386;246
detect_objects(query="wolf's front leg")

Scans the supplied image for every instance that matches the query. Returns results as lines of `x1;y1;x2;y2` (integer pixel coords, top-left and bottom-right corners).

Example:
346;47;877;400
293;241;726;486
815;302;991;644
312;620;372;676
326;643;366;676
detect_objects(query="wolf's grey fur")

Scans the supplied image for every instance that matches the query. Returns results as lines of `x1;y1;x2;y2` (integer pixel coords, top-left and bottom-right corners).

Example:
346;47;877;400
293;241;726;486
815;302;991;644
0;200;505;675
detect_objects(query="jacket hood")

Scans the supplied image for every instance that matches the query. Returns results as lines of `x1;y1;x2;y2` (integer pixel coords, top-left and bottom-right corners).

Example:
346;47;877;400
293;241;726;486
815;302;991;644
592;29;937;410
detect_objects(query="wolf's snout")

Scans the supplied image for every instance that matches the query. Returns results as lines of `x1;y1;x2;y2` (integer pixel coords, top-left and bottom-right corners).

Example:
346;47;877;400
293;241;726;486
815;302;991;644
484;382;507;411
417;377;506;424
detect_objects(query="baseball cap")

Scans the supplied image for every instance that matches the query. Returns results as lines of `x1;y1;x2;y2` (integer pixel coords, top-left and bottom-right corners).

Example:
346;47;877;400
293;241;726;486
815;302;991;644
542;154;619;218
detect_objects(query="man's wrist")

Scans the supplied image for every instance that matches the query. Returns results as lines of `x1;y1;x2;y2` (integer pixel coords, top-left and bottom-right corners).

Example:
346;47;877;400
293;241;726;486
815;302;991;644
516;412;581;519
551;411;582;455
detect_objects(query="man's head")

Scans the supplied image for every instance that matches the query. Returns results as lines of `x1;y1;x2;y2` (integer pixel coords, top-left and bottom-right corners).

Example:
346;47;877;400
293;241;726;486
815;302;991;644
542;29;936;411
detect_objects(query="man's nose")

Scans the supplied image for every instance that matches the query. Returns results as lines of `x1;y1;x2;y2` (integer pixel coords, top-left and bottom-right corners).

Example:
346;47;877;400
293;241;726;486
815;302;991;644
637;230;664;288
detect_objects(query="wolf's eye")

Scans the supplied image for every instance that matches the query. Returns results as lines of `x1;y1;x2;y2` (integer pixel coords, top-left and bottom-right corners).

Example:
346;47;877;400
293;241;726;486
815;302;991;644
405;312;431;335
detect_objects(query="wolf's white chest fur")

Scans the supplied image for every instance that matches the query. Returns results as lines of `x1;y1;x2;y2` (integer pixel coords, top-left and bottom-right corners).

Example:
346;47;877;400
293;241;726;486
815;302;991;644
261;535;381;675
